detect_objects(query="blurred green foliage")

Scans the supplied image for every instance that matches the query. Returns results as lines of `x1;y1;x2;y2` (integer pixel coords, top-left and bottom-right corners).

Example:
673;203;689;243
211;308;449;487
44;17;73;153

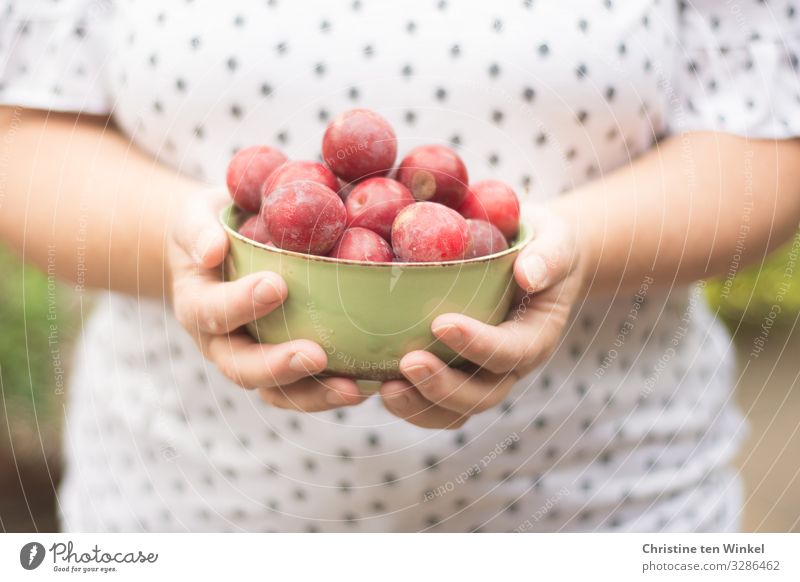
0;247;74;418
706;235;800;328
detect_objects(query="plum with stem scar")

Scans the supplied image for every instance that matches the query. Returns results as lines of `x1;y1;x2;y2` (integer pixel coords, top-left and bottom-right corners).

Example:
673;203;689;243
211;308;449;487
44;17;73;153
396;145;469;209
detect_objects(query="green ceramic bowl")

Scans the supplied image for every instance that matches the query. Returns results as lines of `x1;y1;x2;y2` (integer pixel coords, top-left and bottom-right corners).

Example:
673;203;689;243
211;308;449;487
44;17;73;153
220;204;532;382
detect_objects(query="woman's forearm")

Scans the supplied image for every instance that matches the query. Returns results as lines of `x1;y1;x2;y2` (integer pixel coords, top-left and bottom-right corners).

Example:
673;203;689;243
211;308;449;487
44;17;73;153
0;107;203;297
552;132;800;296
5;109;798;301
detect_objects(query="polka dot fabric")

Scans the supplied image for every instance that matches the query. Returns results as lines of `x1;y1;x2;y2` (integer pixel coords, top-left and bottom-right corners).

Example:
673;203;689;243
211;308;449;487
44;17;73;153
3;0;797;532
1;0;112;114
671;0;800;138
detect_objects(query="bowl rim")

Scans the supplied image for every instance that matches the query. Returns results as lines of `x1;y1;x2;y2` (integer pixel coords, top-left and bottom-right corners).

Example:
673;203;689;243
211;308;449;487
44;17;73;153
219;203;533;267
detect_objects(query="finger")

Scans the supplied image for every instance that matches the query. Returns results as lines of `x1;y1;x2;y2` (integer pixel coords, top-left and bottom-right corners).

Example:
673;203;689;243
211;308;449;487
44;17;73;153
258;377;368;412
380;380;467;430
175;271;287;334
397;351;514;415
172;189;230;269
431;312;557;374
514;208;576;292
203;335;327;389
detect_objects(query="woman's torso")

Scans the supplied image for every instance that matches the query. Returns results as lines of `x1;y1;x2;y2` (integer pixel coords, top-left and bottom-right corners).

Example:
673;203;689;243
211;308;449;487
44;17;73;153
60;0;745;532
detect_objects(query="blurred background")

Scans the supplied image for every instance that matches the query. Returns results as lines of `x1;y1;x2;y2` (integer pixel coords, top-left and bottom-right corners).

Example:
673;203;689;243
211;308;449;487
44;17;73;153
1;237;798;532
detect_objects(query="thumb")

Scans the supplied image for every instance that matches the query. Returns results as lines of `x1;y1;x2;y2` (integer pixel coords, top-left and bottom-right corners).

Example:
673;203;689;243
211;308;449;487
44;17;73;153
513;206;577;293
173;188;231;269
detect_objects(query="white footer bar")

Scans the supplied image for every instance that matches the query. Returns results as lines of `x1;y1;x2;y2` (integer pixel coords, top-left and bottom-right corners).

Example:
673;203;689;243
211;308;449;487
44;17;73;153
1;533;797;581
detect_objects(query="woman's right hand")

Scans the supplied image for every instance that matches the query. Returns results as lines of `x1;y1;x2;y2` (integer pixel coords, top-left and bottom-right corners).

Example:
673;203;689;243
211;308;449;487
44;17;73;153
167;189;367;412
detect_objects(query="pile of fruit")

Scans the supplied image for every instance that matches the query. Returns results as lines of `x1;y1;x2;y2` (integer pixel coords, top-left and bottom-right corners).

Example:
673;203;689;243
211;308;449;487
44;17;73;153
227;109;521;263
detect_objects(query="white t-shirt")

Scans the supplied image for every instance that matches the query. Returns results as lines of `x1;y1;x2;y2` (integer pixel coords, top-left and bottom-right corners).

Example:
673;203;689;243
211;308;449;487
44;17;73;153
3;0;799;532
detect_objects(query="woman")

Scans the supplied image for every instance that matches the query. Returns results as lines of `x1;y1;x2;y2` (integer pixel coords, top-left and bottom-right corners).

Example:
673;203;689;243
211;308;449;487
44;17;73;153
2;0;799;532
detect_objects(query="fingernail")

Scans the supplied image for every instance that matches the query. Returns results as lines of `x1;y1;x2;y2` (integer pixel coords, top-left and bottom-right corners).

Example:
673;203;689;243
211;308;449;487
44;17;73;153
254;277;283;305
522;255;548;290
325;390;349;406
384;389;410;408
432;323;463;346
403;364;431;385
289;352;319;373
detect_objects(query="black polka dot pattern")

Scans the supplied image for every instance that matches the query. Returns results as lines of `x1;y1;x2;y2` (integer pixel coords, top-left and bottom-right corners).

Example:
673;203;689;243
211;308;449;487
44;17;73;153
3;0;789;533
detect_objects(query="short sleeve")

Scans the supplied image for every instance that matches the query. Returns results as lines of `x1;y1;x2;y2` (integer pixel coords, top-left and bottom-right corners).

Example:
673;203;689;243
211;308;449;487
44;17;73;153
0;0;113;115
670;0;800;139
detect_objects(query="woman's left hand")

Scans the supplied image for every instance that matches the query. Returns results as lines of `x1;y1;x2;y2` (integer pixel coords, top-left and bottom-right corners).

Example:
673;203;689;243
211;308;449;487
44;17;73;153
379;206;586;429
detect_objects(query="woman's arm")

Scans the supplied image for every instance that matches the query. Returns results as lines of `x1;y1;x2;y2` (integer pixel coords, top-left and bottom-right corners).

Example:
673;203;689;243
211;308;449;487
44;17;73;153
0;107;199;297
554;132;800;296
379;131;800;429
0;106;366;410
